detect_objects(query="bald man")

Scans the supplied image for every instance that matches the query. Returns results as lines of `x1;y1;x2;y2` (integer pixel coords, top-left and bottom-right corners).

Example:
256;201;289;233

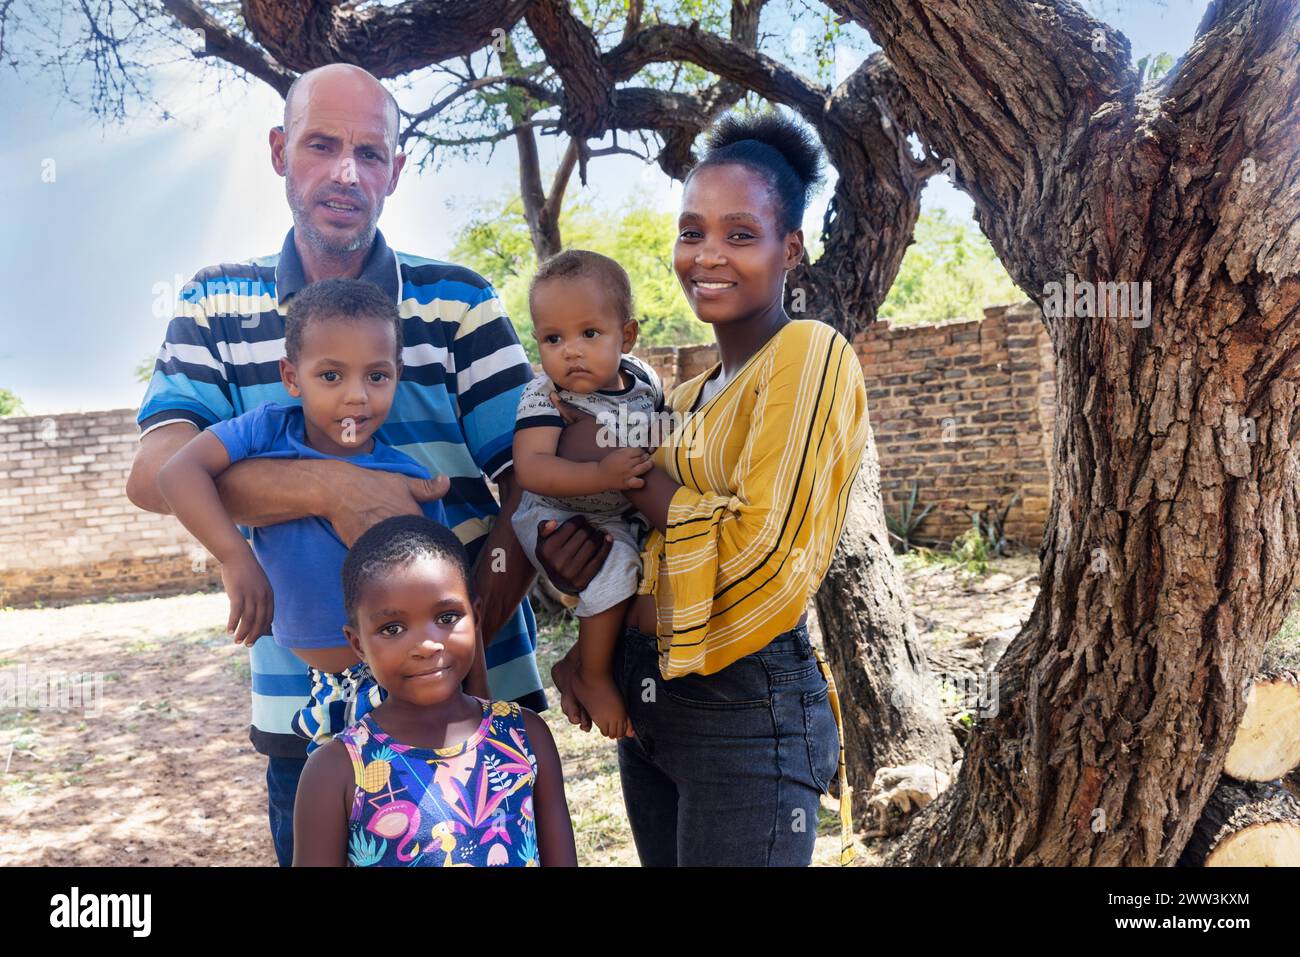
127;64;550;866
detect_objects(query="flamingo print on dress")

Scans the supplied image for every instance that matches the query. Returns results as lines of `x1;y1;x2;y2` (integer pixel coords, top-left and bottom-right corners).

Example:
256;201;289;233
366;800;421;862
336;698;542;867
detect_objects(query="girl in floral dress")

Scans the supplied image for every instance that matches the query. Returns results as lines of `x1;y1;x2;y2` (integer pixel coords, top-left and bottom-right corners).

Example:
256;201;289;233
292;515;576;866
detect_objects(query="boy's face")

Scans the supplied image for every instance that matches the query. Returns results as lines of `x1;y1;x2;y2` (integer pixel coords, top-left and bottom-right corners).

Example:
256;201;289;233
280;316;400;454
530;276;637;394
344;556;480;705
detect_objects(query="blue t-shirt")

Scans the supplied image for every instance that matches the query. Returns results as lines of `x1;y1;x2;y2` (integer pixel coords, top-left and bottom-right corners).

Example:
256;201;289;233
207;401;448;650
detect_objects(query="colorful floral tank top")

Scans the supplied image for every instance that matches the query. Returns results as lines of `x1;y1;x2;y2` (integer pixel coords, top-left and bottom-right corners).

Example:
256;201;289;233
336;698;540;867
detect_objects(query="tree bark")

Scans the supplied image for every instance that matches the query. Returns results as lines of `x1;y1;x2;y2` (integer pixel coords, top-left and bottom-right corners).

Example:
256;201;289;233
239;0;532;77
824;0;1300;865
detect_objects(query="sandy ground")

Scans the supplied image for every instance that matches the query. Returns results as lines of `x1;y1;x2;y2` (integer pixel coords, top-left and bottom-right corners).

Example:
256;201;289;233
0;554;1040;866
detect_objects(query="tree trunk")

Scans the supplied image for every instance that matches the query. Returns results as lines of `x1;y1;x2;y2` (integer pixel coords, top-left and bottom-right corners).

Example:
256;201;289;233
514;124;568;261
814;433;962;827
822;0;1300;866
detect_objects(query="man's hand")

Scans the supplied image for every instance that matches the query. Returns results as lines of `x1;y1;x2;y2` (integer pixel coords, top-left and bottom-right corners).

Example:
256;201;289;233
473;469;534;647
220;551;274;646
536;515;611;595
321;461;450;546
597;446;653;490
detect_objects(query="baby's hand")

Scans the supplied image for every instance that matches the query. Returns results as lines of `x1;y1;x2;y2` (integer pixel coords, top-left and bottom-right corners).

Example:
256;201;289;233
597;446;653;490
221;552;274;647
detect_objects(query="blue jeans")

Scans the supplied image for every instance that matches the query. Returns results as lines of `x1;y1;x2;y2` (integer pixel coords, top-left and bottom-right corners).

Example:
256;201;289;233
266;754;307;867
615;623;839;866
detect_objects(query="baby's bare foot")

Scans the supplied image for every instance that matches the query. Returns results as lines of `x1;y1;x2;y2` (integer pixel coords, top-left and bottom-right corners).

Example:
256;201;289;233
572;670;631;740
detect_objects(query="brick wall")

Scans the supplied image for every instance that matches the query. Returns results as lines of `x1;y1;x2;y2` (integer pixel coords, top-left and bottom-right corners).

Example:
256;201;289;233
0;410;221;607
856;302;1053;547
0;303;1054;607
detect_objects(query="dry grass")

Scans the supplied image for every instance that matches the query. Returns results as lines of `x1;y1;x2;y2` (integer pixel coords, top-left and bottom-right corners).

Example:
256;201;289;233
0;590;873;865
2;544;1097;866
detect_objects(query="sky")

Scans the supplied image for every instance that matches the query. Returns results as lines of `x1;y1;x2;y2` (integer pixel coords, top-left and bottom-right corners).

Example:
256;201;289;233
0;0;1209;414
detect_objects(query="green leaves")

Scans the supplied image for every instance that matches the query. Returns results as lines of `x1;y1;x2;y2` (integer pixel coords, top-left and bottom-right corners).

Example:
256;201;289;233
1136;52;1174;88
0;387;26;417
877;208;1023;328
449;190;710;363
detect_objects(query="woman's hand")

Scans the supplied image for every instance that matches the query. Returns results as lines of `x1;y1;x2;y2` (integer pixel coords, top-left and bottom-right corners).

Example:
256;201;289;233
549;395;607;463
550;643;592;733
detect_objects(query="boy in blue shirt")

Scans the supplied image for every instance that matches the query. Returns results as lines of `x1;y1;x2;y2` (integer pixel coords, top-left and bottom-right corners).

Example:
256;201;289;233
158;278;472;751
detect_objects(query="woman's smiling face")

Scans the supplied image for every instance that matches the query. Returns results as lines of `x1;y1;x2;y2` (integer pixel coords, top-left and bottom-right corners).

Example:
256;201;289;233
673;163;804;326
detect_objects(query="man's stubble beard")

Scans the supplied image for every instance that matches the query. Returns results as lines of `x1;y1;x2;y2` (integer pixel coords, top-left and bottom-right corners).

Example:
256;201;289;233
286;172;381;258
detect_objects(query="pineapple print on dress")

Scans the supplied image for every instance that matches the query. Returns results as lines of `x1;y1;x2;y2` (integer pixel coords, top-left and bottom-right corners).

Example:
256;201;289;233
336;697;542;867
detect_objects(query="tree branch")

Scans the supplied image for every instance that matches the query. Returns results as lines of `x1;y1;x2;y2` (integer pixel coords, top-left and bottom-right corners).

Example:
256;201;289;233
543;138;580;224
239;0;531;77
604;22;824;119
1153;0;1300;288
523;0;612;139
622;0;643;42
399;73;560;145
424;120;548;150
823;0;1136;224
160;0;295;96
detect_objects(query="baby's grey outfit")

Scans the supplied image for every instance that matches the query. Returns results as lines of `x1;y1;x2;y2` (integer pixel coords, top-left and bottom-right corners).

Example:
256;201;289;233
511;355;663;617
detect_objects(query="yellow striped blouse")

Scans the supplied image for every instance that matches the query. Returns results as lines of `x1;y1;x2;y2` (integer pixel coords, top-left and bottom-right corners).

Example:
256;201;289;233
637;319;870;679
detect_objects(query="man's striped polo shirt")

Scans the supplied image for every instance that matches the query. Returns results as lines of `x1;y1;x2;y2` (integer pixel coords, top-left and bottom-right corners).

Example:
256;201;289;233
137;227;546;758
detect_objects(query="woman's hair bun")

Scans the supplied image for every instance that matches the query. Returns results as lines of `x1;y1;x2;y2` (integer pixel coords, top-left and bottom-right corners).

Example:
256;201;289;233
694;111;825;232
705;112;824;189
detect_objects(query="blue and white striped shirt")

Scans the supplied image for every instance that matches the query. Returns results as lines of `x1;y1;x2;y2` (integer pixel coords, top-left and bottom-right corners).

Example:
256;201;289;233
137;228;545;757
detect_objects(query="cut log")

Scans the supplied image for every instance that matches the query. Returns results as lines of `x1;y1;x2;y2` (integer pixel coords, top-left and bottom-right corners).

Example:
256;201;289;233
1178;779;1300;867
865;762;956;838
1223;669;1300;782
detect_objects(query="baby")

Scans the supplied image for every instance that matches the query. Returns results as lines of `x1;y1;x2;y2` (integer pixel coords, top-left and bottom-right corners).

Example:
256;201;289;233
511;250;662;739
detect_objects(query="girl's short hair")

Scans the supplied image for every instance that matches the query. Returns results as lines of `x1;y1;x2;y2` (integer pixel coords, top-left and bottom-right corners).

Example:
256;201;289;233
284;277;403;364
529;249;634;324
342;515;472;626
689;111;825;233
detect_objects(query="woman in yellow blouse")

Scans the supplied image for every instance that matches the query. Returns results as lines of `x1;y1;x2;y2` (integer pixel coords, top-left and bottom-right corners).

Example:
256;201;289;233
545;111;868;866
